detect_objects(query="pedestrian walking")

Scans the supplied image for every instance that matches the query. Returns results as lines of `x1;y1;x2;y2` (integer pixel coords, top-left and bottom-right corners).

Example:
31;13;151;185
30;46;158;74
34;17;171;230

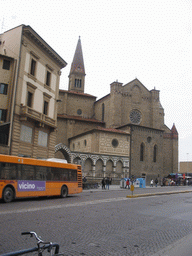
101;178;106;189
155;178;158;187
126;179;130;189
106;177;110;190
83;176;87;182
150;179;154;187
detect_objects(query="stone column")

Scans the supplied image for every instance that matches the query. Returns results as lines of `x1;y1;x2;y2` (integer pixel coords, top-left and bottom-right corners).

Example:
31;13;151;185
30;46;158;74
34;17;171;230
103;166;106;177
92;165;96;177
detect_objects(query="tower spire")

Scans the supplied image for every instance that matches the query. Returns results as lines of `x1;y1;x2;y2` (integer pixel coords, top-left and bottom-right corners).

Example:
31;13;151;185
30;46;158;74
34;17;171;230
68;37;86;93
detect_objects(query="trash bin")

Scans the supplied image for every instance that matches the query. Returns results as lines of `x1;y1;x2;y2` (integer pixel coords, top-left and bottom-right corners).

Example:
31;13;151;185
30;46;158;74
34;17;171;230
134;179;140;187
120;178;128;188
137;178;146;188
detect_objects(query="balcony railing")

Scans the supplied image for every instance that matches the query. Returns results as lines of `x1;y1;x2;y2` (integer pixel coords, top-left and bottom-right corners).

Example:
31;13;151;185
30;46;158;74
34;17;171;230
20;105;57;128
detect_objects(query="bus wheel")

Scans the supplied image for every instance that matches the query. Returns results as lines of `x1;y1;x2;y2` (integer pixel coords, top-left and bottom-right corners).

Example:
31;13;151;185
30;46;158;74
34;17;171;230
61;186;68;198
3;187;14;203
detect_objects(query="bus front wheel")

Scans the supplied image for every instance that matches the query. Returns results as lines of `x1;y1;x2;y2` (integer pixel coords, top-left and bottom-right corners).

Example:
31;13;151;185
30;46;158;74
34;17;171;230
3;187;14;203
61;186;68;198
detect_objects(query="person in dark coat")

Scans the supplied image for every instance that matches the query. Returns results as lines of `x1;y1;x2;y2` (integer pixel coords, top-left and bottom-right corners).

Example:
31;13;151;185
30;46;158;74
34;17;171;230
101;178;106;189
106;177;110;190
155;178;158;187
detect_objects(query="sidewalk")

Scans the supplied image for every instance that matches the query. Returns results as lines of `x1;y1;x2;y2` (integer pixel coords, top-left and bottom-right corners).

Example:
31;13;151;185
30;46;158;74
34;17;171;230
82;185;121;192
82;185;192;197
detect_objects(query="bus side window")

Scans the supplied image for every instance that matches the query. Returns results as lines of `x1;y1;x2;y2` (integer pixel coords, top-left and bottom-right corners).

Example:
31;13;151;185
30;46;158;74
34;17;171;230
60;169;68;181
51;168;60;180
21;165;35;180
0;163;5;179
17;164;22;180
9;164;17;179
69;170;77;181
46;168;52;180
36;166;46;180
0;163;17;180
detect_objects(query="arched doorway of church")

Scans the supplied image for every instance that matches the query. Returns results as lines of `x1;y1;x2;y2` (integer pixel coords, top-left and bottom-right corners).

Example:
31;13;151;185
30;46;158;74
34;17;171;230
95;159;104;178
106;160;113;178
55;143;71;163
84;158;93;177
116;161;123;178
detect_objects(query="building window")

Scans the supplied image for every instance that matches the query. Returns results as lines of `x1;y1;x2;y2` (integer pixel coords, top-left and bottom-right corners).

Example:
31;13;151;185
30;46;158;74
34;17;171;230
112;139;118;148
0;109;7;122
130;109;141;124
30;59;36;76
38;131;48;147
0;83;8;95
77;109;82;115
43;92;51;115
3;59;10;70
0;131;8;145
84;140;87;146
140;143;144;161
75;79;81;88
27;91;33;107
46;71;51;86
153;145;157;162
147;136;152;143
26;82;37;108
102;103;105;122
43;101;49;115
20;125;33;143
43;92;51;116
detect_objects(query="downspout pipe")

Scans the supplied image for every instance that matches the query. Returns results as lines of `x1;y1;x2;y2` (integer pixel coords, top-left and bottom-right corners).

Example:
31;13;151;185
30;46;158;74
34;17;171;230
129;125;132;179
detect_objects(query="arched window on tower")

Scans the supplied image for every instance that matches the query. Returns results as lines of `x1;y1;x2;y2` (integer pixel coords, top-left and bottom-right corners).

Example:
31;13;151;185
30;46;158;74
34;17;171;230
153;145;157;162
102;103;105;122
75;79;82;88
140;143;144;161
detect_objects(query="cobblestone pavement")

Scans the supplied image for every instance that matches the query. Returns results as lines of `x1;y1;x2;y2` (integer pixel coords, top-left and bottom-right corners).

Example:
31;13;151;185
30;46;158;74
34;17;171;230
1;186;192;255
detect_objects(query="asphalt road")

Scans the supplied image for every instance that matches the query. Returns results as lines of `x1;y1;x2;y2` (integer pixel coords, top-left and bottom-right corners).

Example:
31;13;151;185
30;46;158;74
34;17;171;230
1;186;192;256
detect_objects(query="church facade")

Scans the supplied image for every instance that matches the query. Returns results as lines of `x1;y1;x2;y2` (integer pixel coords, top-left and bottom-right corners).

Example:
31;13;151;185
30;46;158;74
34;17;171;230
56;37;178;184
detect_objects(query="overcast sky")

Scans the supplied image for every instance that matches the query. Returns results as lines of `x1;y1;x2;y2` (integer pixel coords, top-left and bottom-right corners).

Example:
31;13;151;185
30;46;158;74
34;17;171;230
1;0;192;163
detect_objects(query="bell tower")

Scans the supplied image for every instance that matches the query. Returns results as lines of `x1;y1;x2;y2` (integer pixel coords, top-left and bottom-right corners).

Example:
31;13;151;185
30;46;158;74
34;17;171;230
68;36;86;93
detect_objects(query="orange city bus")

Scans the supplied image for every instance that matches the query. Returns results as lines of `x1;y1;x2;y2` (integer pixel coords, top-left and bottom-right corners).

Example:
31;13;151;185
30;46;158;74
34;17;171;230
0;154;82;203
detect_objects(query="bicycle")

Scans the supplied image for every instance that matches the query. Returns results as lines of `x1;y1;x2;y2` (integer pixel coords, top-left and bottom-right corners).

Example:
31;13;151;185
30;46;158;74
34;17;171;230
1;231;63;256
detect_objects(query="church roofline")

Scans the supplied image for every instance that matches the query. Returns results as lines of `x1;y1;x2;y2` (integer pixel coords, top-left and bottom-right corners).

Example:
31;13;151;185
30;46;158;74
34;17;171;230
95;78;161;103
68;126;130;141
59;89;97;98
57;114;104;124
163;124;171;132
95;93;110;103
95;126;130;134
117;123;164;132
124;78;155;93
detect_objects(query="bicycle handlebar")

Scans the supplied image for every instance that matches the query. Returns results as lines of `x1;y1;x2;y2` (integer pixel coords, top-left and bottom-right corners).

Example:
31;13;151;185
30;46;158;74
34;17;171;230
22;231;44;243
1;232;60;256
1;243;60;256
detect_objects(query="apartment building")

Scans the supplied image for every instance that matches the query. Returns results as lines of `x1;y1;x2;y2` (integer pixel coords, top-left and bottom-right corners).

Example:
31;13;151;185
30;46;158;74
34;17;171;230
0;25;67;158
